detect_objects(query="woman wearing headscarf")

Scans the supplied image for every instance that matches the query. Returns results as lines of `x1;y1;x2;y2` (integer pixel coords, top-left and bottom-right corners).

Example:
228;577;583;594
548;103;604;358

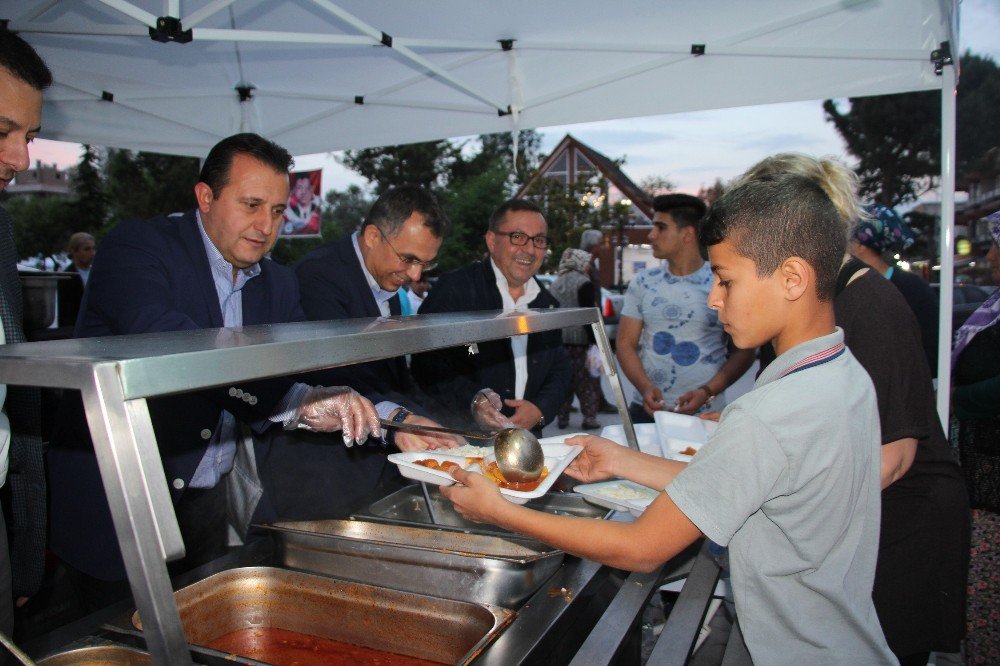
549;248;601;430
951;211;1000;665
851;204;939;375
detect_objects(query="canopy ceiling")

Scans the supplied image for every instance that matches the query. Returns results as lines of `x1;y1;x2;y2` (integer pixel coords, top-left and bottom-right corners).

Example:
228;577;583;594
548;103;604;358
8;0;957;157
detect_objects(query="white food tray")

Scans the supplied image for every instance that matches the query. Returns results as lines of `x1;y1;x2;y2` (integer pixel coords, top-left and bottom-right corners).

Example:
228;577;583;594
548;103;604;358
599;424;665;457
653;411;717;461
388;437;584;505
574;480;660;514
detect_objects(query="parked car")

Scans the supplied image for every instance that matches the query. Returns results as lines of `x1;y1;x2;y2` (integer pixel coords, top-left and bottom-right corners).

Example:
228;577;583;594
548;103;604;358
929;283;995;331
535;274;623;346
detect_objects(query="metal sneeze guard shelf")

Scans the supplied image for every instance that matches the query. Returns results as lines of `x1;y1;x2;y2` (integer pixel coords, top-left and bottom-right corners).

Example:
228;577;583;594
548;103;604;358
0;308;637;664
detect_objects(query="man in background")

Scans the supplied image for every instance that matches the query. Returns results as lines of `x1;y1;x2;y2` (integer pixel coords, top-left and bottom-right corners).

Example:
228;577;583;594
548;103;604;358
617;194;754;422
0;27;50;637
57;231;96;328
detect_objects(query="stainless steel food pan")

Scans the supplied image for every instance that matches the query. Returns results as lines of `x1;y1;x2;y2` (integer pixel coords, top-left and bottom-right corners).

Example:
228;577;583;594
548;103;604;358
357;484;610;534
38;645;151;665
263;519;564;607
133;566;513;665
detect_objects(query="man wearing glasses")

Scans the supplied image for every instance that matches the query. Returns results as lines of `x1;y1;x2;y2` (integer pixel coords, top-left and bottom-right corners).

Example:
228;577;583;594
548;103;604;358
412;199;571;435
295;185;464;445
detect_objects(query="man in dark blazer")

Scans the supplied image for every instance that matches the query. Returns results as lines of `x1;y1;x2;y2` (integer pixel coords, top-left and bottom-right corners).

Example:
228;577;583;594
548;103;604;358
295;185;447;412
277;186;462;522
47;134;386;592
412;199;571;435
0;29;50;631
56;231;95;329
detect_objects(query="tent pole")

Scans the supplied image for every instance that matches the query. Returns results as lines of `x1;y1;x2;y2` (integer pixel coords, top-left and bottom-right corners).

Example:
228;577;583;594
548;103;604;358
935;63;957;428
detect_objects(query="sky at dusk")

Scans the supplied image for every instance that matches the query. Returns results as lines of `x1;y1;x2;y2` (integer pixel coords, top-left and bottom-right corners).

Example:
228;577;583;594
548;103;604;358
28;0;1000;198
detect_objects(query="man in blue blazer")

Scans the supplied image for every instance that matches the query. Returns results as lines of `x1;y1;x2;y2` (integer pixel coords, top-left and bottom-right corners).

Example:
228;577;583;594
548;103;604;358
46;134;411;595
412;199;571;435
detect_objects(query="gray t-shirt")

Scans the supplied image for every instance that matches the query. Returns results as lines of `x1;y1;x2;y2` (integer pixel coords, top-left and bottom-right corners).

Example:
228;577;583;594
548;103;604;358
667;329;896;665
621;262;727;411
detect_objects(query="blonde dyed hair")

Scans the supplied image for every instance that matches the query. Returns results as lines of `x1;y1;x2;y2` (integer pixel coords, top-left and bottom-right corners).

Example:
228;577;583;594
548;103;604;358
731;153;865;241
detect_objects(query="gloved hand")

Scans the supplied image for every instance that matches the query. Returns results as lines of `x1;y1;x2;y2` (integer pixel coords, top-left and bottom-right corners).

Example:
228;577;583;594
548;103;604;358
284;386;381;446
471;388;515;430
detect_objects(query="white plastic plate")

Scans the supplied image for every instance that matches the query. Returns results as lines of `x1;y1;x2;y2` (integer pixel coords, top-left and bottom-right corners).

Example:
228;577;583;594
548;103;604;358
388;440;583;505
653;411;717;461
574;480;660;513
599;424;665;457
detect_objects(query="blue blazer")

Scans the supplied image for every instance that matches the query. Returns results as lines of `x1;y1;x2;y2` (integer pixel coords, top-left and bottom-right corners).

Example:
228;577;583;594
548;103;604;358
48;211;307;579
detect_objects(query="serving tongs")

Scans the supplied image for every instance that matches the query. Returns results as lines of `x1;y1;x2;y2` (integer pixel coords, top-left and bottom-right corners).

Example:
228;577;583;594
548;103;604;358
379;419;497;441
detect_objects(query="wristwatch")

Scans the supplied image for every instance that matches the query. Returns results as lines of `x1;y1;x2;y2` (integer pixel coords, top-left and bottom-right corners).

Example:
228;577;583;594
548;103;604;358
385;407;411;447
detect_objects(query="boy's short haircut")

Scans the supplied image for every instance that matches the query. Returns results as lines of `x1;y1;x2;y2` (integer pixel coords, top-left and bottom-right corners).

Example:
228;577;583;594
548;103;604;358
700;175;846;300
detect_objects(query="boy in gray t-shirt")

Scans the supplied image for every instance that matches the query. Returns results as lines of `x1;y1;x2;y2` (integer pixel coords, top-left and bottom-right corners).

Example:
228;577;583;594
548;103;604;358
442;170;896;664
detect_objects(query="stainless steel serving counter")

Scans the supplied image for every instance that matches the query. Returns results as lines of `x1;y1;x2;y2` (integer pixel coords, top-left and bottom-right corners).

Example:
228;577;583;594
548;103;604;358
0;308;638;665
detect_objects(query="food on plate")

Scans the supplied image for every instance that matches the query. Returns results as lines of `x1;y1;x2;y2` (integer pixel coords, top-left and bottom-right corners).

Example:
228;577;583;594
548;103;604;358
481;461;549;492
414;458;462;474
411;454;556;492
679;446;698;456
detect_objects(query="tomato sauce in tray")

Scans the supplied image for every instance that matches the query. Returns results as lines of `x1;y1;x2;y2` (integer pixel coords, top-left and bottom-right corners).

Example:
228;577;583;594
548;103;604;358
206;627;444;666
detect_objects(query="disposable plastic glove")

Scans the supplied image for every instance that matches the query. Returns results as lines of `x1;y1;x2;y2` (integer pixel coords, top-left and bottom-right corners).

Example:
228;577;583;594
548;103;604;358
285;386;380;446
470;388;515;430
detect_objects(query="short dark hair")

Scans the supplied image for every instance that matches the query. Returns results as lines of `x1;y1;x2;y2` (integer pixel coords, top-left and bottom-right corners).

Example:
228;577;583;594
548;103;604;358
653;193;707;231
489;198;544;232
362;185;449;238
0;29;52;91
700;175;845;300
198;133;294;197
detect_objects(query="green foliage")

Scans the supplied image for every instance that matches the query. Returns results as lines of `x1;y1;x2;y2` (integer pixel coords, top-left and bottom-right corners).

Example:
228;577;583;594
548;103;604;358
103;149;199;228
451;131;543;188
340;141;459;196
72;144;107;231
436;164;510;270
824;52;1000;206
3;194;78;259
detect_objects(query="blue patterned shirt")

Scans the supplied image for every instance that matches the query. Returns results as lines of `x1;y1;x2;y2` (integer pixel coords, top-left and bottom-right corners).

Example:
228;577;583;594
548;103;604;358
621;261;728;411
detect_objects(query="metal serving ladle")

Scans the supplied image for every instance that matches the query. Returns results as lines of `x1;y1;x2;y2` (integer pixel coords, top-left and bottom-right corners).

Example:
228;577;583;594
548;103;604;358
379;420;545;482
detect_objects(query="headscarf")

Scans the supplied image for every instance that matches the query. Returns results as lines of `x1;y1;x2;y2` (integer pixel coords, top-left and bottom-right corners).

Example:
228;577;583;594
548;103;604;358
952;210;1000;364
558;247;591;275
852;204;915;253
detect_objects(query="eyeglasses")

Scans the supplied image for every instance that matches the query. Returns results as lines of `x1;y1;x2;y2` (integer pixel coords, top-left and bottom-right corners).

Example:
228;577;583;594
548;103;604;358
494;230;550;249
378;227;438;272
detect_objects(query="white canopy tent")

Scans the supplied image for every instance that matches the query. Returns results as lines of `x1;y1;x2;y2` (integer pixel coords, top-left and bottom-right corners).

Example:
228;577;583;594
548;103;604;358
8;0;960;420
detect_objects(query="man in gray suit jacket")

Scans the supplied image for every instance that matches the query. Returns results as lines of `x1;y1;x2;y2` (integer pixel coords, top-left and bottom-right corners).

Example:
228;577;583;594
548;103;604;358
0;28;51;635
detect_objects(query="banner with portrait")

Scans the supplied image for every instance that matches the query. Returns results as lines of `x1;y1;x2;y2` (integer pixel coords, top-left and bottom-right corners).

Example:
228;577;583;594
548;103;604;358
280;169;322;237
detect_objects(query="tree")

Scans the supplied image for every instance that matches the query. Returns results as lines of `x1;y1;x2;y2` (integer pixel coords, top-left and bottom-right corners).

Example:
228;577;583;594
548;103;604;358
436;164;510;270
824;52;1000;206
451;130;542;188
340;140;458;196
4;194;77;260
697;178;725;206
103;149;199;229
639;175;675;198
72;144;107;232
